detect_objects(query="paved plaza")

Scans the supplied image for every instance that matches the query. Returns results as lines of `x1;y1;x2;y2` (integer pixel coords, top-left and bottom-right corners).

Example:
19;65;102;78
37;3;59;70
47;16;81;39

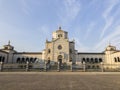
0;72;120;90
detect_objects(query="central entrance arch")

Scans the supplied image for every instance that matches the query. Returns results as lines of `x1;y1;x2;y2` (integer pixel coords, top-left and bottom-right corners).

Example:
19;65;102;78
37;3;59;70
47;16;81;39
57;55;63;71
58;55;62;64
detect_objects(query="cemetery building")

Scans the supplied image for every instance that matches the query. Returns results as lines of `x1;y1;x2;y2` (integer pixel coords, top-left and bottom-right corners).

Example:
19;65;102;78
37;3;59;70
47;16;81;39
0;27;120;69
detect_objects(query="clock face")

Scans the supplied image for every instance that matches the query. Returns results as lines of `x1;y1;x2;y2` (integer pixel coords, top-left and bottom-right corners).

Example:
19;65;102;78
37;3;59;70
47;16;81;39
58;45;62;50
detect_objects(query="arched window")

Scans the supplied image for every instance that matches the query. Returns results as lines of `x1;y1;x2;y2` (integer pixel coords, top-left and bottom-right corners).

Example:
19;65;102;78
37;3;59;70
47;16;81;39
117;57;120;62
95;58;98;63
22;58;25;63
58;34;62;38
87;58;89;62
20;58;22;64
16;58;20;63
30;58;33;63
99;58;102;62
26;58;29;62
33;58;37;63
114;57;117;62
91;58;93;63
82;58;85;63
2;57;5;62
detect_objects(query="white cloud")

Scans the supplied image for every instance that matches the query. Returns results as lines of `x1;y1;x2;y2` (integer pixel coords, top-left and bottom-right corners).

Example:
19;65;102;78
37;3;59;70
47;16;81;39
100;17;114;39
95;25;120;51
102;0;118;19
84;22;96;40
58;0;81;26
74;37;91;52
100;0;119;39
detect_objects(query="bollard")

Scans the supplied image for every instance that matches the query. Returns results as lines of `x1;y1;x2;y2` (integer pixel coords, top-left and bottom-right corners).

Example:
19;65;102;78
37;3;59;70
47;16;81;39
26;61;29;72
0;62;3;72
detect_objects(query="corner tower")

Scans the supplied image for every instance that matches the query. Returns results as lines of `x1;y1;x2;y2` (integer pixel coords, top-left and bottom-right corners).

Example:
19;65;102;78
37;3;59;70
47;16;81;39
1;41;16;63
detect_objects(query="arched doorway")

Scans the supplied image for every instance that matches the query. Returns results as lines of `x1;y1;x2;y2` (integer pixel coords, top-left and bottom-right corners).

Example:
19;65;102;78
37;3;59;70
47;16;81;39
58;55;62;64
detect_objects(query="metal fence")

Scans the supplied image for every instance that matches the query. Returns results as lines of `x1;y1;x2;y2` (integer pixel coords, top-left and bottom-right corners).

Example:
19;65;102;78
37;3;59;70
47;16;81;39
0;62;120;72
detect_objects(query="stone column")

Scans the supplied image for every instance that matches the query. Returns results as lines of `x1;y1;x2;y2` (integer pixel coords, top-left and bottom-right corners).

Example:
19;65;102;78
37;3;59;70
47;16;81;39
44;61;47;72
83;62;86;72
26;61;29;72
0;62;3;72
57;61;60;72
70;62;73;72
101;62;104;72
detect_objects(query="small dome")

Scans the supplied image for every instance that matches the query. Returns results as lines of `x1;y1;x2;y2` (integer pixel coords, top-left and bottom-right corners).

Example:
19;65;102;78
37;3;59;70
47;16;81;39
3;45;14;50
2;41;14;50
56;26;67;33
106;45;116;51
56;26;64;32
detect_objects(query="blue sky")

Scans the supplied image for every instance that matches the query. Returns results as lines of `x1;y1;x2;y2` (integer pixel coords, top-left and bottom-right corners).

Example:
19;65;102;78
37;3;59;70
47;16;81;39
0;0;120;52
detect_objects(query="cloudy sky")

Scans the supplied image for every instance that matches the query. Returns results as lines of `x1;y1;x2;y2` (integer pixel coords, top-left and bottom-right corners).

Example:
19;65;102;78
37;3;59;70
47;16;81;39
0;0;120;52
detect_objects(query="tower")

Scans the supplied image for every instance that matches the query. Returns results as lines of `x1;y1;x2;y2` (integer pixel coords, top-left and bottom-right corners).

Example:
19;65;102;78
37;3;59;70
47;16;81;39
44;27;76;65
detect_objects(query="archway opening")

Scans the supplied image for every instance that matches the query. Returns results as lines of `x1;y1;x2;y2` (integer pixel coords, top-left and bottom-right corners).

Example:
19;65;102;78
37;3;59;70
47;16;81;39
16;58;20;63
58;55;62;64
